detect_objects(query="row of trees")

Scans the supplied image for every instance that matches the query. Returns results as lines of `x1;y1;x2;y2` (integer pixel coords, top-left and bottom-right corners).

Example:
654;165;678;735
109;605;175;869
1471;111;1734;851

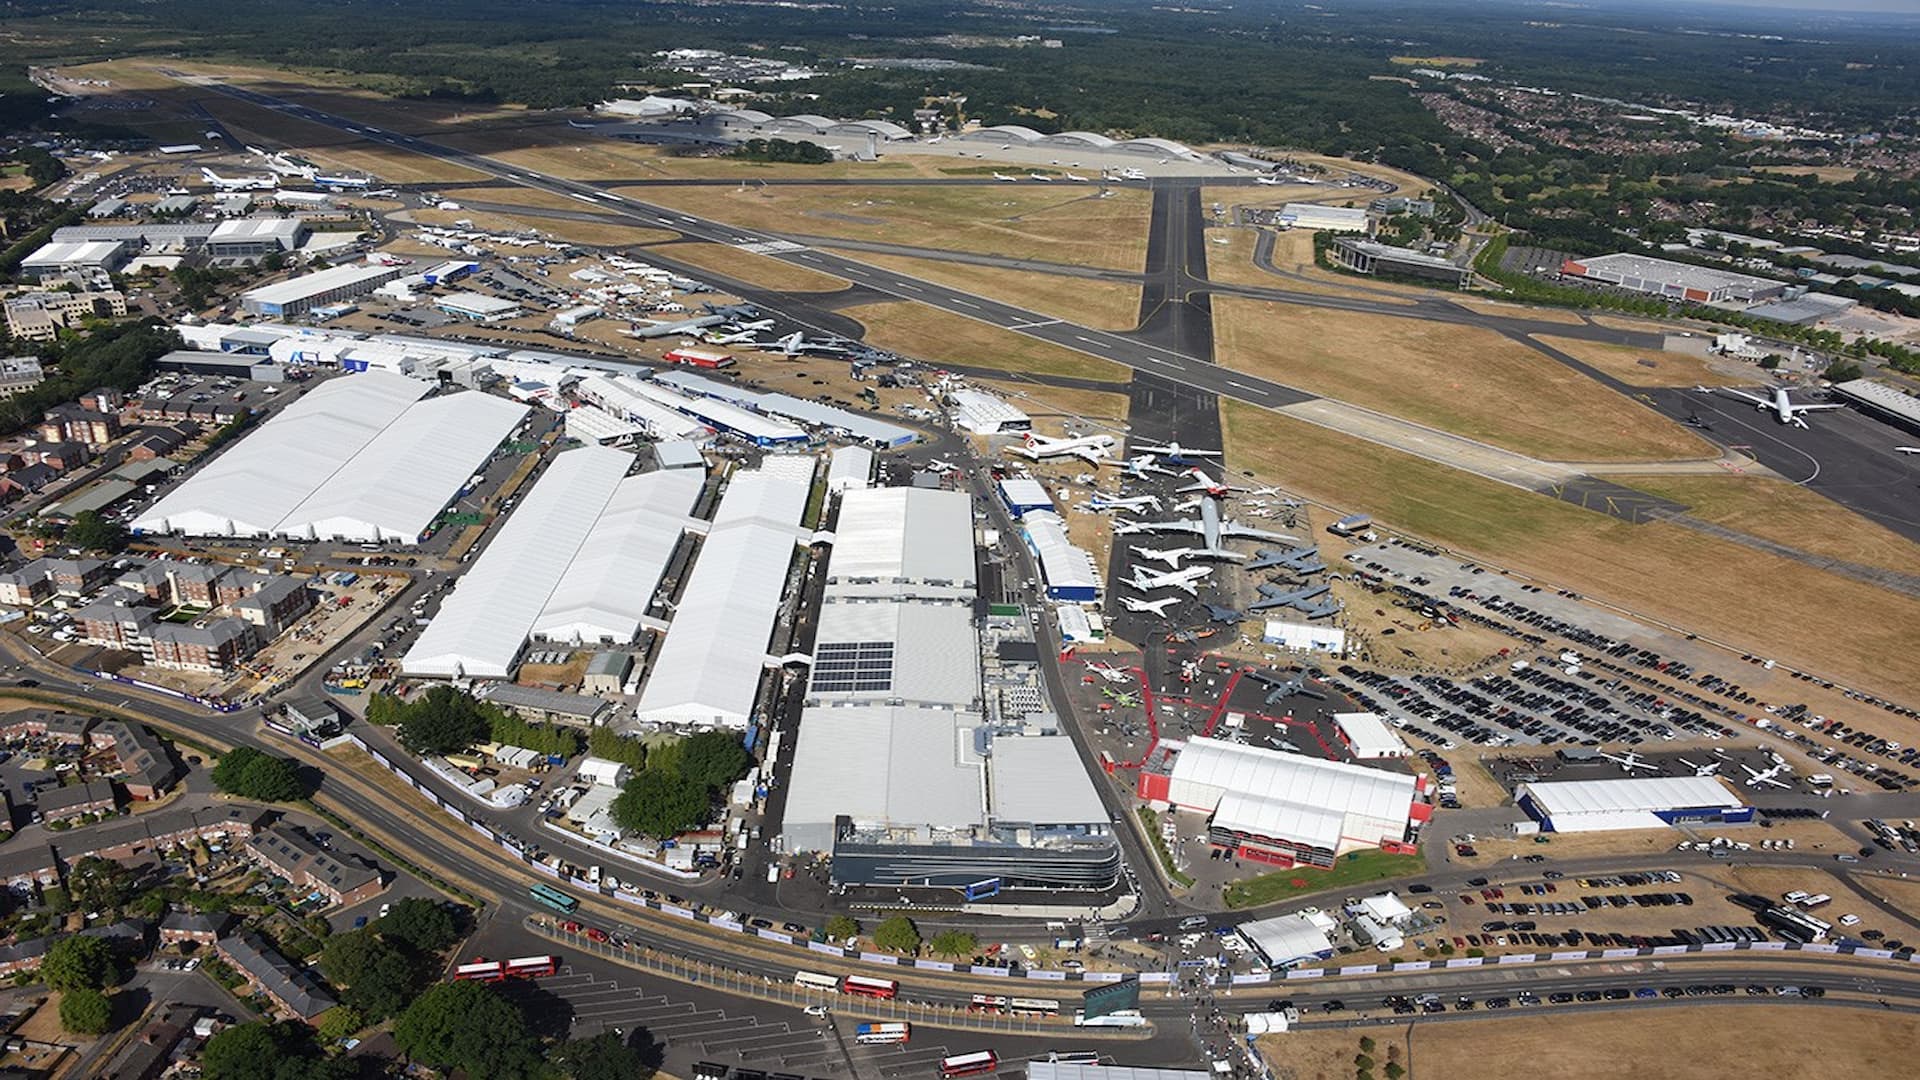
372;685;578;760
0;321;180;436
209;746;311;801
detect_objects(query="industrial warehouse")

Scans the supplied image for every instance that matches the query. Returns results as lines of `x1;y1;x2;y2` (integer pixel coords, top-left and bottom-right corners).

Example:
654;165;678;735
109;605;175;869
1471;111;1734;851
400;445;705;680
1515;776;1752;833
779;485;1120;890
132;370;527;542
1137;737;1427;868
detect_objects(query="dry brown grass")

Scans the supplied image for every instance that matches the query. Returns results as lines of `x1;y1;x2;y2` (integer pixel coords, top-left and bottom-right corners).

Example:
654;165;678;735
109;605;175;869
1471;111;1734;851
844;253;1140;330
975;379;1132;425
193;97;489;184
1616;474;1920;574
614;183;1154;270
1334;577;1520;672
842;301;1128;382
1751;165;1862;183
1590;313;1700;335
1532;335;1742;387
644;242;849;293
1261;1006;1920;1080
406;207;673;249
1249;229;1427;302
1213;298;1714;462
457;136;970;182
1453;298;1590;325
1219;401;1920;702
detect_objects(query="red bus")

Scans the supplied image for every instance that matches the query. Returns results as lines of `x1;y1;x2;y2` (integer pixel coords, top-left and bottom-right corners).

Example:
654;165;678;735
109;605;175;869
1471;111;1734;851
842;974;900;1000
453;958;505;982
939;1051;999;1078
504;955;560;978
968;994;1009;1014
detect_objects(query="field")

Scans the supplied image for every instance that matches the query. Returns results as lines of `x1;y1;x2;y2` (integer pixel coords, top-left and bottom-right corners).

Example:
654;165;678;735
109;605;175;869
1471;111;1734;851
1452;298;1590;325
1615;474;1920;574
1219;401;1920;701
1232;229;1425;302
1223;850;1427;909
614;183;1154;270
1390;55;1486;67
841;301;1128;382
192;94;490;184
1332;576;1521;673
1531;335;1744;387
1212;299;1715;462
643;242;849;293
1751;165;1864;183
435;130;983;182
1259;1007;1920;1080
842;254;1141;330
975;380;1132;427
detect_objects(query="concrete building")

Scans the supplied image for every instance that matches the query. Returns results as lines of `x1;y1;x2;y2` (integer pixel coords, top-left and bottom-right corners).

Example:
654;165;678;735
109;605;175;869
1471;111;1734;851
1278;204;1369;233
0;355;46;396
240;263;405;317
1560;253;1788;304
204;218;309;261
1138;737;1427;868
476;683;613;728
4;290;128;342
949;388;1032;434
436;292;524;322
1022;511;1099;601
1329;238;1469;286
1332;711;1409;760
826;445;873;493
152;349;286;382
20;239;130;280
583;651;634;694
1516;775;1750;833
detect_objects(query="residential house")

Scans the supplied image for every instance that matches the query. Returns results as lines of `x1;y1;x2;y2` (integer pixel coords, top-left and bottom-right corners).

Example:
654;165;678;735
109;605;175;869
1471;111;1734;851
0;843;62;892
32;440;93;471
148;618;259;673
40;403;124;447
44;557;112;595
216;931;338;1020
159;910;236;948
243;823;385;907
99;1002;202;1080
35;780;119;823
0;564;54;607
0;709;96;744
91;720;183;799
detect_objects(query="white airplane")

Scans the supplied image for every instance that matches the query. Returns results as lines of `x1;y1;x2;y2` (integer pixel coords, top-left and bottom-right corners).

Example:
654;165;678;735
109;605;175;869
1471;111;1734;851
1115;493;1293;557
1602;750;1658;773
1090;492;1163;514
1084;661;1134;685
1678;757;1721;777
1255;176;1286;186
1119;595;1182;617
200;168;276;192
312;173;370;190
767;331;853;357
1720;385;1845;428
1014;431;1117;465
1105;454;1181;479
1065;173;1089;183
993;172;1018;182
1175;470;1250;498
1132;440;1223;463
1742;763;1792;789
1028;173;1053;183
1120;167;1146;181
1130;545;1201;568
625;314;727;340
1125;565;1214;596
1692;384;1718;393
1895;447;1920;455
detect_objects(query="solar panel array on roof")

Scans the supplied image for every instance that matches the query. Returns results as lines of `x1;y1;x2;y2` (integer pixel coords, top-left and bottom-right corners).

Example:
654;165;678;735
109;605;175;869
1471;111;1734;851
811;641;895;693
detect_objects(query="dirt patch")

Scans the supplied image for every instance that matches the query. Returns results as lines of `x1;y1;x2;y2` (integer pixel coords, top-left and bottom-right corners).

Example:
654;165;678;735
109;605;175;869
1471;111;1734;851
1218;401;1920;702
1262;1006;1920;1080
841;301;1127;382
1214;299;1715;463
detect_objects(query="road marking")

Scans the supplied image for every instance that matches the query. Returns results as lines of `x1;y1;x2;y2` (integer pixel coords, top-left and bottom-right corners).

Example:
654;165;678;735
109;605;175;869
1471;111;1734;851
952;299;979;309
1225;379;1266;392
1142;356;1173;366
1076;335;1102;345
1009;319;1061;330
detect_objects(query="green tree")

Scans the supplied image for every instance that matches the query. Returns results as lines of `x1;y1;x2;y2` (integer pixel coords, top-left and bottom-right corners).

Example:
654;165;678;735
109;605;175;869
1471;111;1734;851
824;915;860;943
376;897;460;954
395;686;491;755
1383;1064;1405;1080
200;1020;355;1080
551;1031;654;1080
586;725;647;769
319;930;421;1020
41;935;116;992
928;930;977;959
58;987;113;1034
66;857;137;914
210;746;309;801
678;730;750;789
1824;359;1863;382
63;511;127;554
610;769;711;839
873;915;921;955
393;980;545;1080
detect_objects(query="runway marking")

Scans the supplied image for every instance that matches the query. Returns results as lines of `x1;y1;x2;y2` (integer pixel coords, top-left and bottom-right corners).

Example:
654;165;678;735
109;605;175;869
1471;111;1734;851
1076;335;1102;345
1226;379;1267;392
1009;319;1062;329
952;299;980;309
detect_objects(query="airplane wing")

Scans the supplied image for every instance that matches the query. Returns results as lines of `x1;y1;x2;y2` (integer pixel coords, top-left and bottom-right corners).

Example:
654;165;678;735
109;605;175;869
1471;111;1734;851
1220;522;1300;543
1126;519;1204;536
1072;446;1109;464
1798;403;1846;412
1720;388;1770;406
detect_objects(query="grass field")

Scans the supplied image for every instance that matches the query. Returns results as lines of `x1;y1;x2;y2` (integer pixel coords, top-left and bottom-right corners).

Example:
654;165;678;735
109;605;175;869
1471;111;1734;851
615;183;1153;270
1532;334;1743;387
1237;229;1426;302
1615;473;1920;573
1261;1007;1918;1080
1223;849;1426;909
1213;299;1714;462
645;241;849;293
1220;401;1920;701
841;301;1128;382
844;253;1140;330
193;95;490;184
1453;298;1590;325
